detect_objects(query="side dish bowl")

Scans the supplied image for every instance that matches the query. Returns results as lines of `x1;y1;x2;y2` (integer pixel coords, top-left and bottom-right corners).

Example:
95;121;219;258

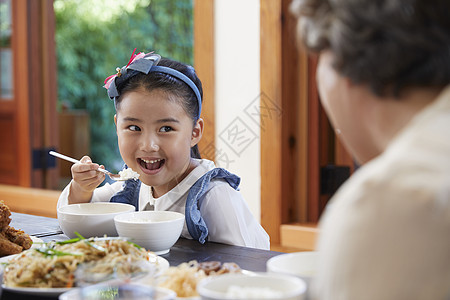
57;202;135;238
266;251;318;282
197;273;307;300
114;211;185;255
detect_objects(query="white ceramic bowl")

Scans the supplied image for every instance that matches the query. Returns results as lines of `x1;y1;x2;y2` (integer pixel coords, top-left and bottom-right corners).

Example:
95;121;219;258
59;284;176;300
57;203;135;238
266;251;318;282
197;273;307;300
114;211;185;255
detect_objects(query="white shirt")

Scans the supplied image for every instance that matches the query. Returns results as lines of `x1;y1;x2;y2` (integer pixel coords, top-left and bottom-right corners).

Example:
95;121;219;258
58;159;270;250
312;86;450;299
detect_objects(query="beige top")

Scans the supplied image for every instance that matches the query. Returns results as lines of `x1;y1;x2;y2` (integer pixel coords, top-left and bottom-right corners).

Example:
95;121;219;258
312;86;450;300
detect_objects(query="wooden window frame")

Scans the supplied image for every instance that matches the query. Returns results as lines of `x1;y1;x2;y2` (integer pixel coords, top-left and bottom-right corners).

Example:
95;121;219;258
0;0;31;186
194;0;215;162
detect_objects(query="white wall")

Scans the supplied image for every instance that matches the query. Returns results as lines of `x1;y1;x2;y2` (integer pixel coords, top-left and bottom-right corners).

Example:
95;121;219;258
214;0;261;220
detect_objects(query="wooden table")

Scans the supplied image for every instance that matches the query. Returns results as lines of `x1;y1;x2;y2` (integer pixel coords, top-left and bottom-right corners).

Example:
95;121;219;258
2;212;285;300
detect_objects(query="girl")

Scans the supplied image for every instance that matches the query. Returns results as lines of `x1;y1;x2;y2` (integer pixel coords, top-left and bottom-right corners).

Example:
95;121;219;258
57;50;270;250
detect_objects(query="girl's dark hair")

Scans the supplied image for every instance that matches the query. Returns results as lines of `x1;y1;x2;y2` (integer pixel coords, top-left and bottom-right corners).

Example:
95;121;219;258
115;58;203;158
291;0;450;96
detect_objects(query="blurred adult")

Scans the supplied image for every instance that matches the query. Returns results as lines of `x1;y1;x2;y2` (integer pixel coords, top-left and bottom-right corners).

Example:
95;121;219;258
291;0;450;299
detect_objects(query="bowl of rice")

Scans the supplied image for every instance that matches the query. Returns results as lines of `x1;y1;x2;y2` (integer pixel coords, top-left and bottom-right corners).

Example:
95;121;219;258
197;273;307;300
57;202;135;239
114;211;185;255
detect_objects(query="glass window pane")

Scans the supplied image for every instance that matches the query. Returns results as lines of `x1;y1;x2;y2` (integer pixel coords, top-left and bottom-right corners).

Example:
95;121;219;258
0;49;13;99
0;0;13;100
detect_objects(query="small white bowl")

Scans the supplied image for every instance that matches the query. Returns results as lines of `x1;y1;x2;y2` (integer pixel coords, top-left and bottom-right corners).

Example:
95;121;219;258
59;284;176;300
57;203;135;238
114;211;185;255
266;251;318;282
197;273;307;300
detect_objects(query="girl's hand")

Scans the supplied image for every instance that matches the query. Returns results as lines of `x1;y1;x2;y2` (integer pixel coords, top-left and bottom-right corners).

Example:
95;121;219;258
68;156;105;204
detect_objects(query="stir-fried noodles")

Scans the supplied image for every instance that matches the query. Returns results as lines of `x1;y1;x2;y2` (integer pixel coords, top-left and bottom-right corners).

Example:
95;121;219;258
158;260;242;297
158;260;208;297
3;238;150;288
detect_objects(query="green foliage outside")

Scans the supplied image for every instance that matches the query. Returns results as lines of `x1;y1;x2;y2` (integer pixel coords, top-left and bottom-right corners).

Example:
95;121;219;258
54;0;193;171
0;1;12;47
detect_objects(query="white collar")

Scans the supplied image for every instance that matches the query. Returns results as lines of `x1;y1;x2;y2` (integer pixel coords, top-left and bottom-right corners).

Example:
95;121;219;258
139;159;216;209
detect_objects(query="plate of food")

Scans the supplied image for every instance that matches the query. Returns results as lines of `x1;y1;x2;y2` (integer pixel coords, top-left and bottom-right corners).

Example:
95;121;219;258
0;237;169;297
30;236;44;248
157;260;243;299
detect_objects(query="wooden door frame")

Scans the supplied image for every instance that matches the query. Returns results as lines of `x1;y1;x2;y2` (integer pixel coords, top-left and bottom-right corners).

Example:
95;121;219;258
28;0;59;189
0;0;32;187
260;0;352;248
260;0;315;245
194;0;215;162
260;0;283;245
14;0;32;187
0;0;58;188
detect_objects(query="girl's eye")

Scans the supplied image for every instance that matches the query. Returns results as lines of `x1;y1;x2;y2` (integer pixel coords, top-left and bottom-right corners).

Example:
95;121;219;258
128;125;141;131
159;126;173;133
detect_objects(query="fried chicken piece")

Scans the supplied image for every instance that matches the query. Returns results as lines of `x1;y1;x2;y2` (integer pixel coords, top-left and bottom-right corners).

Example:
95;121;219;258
4;226;32;250
0;201;12;229
0;201;33;256
0;234;22;256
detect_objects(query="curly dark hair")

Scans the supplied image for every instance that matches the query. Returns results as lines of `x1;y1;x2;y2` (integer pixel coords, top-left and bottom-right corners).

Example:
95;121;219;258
291;0;450;96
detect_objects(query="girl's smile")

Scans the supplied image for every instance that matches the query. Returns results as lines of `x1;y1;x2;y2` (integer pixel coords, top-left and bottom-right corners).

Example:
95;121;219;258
138;157;165;174
114;88;203;197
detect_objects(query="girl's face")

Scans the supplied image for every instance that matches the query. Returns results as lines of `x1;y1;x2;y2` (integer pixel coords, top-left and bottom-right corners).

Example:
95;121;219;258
114;89;203;197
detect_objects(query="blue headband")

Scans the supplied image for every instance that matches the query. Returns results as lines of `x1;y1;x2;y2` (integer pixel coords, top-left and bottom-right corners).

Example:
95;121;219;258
150;66;202;120
105;52;202;120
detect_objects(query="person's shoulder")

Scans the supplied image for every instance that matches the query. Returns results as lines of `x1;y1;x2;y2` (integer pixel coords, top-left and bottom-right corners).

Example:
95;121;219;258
201;178;243;202
209;177;239;189
198;181;246;216
189;158;216;177
324;148;449;230
195;158;216;170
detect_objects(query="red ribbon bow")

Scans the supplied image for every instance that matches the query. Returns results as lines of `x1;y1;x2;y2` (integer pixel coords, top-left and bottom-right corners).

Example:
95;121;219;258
103;48;147;89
